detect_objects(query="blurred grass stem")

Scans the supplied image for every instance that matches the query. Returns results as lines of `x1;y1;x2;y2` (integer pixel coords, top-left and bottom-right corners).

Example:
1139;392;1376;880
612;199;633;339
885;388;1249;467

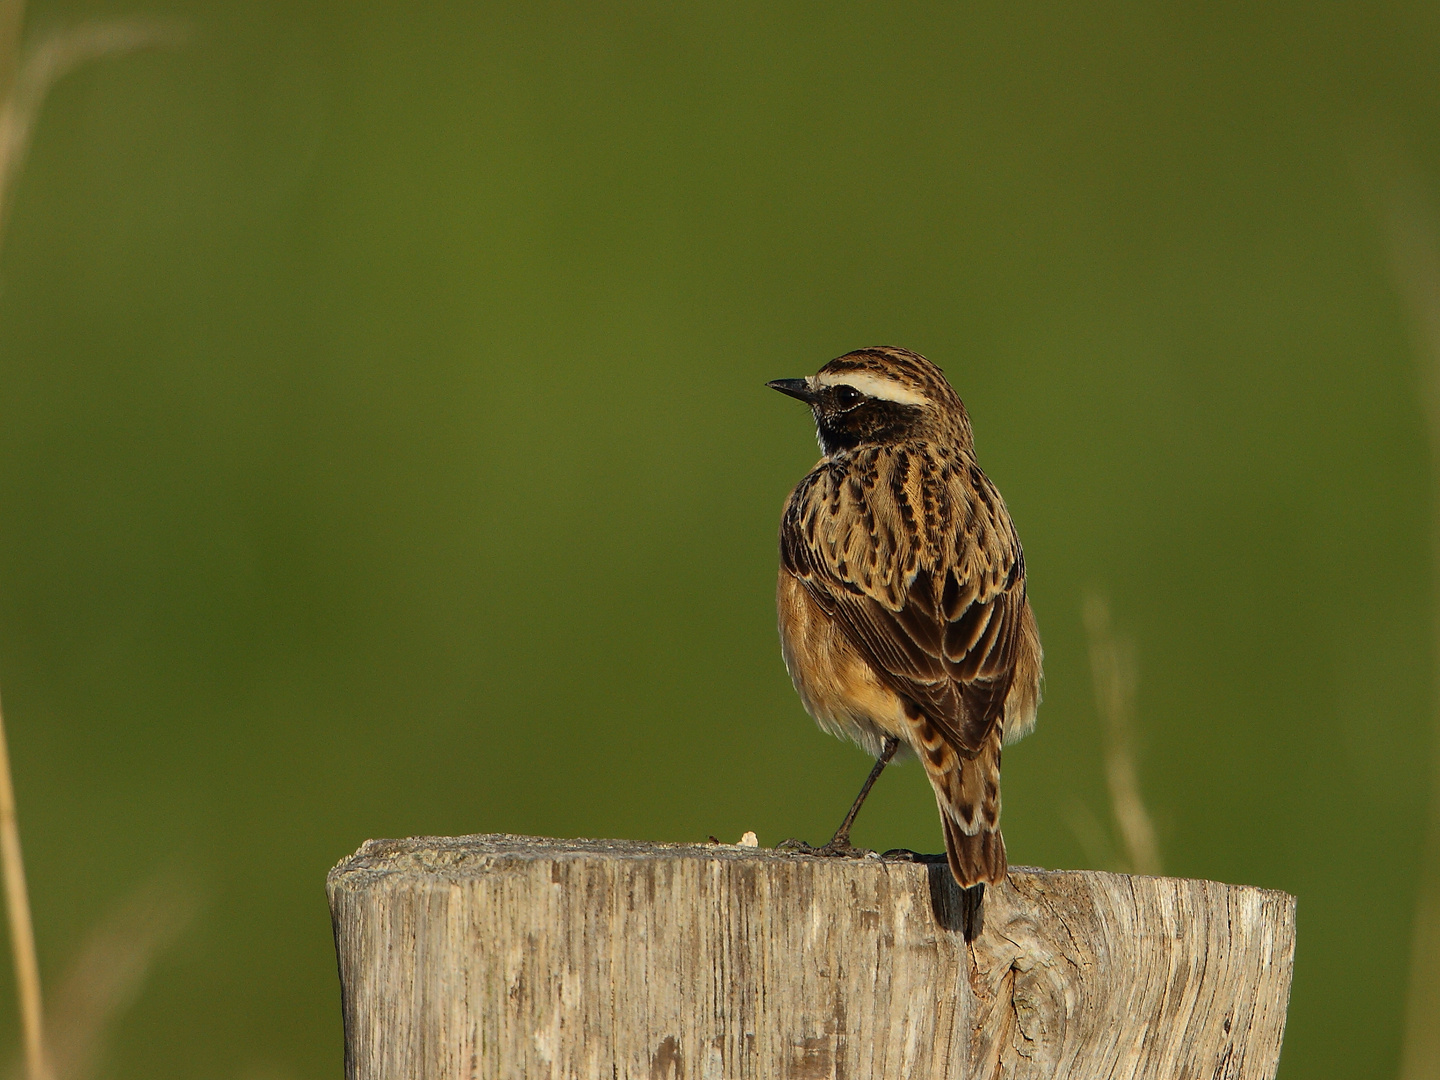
0;696;44;1080
0;0;26;236
39;873;195;1080
1377;163;1440;1080
1082;591;1162;877
0;4;177;1078
0;18;182;238
0;0;48;1072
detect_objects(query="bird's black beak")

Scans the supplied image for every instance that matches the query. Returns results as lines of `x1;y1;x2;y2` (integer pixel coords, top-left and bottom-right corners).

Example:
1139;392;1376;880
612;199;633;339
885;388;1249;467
767;378;816;404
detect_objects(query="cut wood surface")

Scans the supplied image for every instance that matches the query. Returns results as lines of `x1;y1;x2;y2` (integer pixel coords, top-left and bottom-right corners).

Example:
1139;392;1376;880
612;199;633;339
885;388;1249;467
327;834;1296;1080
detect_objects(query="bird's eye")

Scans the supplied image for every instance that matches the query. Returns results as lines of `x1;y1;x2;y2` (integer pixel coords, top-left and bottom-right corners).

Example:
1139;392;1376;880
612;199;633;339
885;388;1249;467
834;385;863;409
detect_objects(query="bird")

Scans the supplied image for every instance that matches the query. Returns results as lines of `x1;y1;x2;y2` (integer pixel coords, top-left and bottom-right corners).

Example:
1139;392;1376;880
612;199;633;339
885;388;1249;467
768;346;1041;888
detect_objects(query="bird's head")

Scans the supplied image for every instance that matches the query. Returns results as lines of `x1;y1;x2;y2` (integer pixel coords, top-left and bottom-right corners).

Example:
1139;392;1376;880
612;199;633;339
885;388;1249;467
768;346;971;457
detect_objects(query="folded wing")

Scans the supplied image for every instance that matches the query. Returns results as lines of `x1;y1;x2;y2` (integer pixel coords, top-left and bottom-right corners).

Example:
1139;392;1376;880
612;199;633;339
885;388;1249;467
780;449;1025;759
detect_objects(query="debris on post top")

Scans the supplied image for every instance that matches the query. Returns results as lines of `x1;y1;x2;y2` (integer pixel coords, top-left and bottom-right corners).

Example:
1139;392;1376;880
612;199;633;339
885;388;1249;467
328;834;1295;1080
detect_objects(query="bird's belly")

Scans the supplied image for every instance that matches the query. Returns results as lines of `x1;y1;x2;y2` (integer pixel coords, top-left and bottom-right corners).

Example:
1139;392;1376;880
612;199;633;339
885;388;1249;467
776;569;910;760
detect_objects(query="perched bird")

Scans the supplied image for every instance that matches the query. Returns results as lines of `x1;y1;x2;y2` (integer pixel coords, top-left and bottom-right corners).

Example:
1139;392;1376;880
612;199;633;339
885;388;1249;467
769;347;1042;888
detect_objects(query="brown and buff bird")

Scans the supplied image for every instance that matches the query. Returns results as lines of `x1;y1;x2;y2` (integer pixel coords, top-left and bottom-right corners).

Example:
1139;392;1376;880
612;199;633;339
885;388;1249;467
769;346;1042;888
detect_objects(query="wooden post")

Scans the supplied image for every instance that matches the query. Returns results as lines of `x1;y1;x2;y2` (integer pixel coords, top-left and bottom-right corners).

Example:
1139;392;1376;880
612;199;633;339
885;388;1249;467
327;834;1295;1080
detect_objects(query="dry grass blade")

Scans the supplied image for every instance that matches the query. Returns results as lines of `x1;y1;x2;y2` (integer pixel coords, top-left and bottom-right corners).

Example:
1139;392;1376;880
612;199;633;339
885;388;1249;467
0;18;185;235
0;13;184;1080
1372;159;1440;1080
0;694;45;1080
36;873;196;1080
0;10;41;1078
5;872;197;1080
1081;590;1162;877
0;0;24;110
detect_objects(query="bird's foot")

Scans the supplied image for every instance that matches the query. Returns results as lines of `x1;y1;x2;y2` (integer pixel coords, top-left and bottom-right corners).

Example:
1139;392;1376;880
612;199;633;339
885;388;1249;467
776;836;877;859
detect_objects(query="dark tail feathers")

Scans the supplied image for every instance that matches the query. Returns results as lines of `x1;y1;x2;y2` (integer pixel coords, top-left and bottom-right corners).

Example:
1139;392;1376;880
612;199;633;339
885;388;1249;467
941;810;1007;887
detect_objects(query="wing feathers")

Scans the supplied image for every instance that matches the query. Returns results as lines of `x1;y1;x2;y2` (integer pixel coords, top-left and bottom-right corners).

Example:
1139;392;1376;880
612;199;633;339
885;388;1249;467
780;446;1027;757
945;597;993;664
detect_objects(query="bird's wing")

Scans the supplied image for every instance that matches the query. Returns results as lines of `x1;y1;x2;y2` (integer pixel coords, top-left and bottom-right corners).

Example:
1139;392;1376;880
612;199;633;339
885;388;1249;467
781;451;1024;757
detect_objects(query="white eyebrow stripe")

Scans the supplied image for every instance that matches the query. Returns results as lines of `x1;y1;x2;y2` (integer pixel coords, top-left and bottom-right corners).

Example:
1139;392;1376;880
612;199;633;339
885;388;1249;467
813;371;931;406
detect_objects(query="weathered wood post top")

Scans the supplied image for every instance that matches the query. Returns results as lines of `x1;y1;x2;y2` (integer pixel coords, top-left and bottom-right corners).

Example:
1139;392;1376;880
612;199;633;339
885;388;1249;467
328;833;1295;1080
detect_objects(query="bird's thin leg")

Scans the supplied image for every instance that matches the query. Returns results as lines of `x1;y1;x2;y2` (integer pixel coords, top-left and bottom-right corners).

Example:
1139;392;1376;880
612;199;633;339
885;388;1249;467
777;736;902;857
826;736;900;850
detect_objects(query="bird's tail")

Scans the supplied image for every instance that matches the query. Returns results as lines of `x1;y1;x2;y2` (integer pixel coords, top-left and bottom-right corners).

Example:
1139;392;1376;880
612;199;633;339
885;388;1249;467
912;718;1007;887
939;803;1006;887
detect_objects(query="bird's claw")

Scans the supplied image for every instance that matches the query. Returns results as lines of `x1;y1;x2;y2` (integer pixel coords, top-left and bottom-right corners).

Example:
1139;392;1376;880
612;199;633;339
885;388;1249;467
776;837;877;859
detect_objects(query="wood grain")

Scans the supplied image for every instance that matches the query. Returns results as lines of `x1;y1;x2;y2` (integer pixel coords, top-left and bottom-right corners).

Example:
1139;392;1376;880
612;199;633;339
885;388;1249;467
327;834;1295;1080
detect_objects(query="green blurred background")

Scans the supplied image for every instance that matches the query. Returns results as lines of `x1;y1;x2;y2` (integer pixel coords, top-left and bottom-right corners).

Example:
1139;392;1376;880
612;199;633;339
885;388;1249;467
0;1;1435;1076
